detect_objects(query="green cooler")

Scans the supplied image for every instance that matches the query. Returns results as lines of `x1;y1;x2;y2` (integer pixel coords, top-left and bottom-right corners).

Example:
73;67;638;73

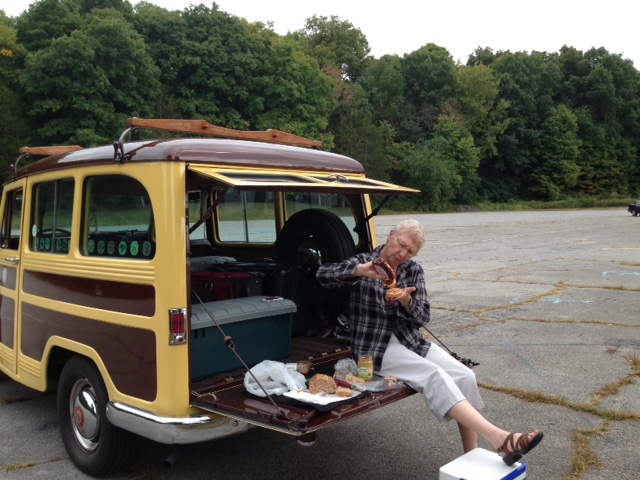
190;296;296;380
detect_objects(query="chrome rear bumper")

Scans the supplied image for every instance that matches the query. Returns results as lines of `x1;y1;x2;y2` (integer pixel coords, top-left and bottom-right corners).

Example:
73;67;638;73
106;402;251;444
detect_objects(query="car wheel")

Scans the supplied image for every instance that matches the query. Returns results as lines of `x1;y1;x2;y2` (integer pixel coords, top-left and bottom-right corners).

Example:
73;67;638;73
57;356;137;476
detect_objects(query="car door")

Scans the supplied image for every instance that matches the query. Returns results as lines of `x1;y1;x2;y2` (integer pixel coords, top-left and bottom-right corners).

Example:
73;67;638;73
0;181;26;375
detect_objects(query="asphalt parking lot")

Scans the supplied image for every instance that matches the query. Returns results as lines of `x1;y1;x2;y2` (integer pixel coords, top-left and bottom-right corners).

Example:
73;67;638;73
1;208;639;479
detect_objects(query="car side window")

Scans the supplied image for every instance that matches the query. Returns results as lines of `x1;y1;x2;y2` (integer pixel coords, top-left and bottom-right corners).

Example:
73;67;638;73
81;175;156;259
30;179;74;254
0;188;23;250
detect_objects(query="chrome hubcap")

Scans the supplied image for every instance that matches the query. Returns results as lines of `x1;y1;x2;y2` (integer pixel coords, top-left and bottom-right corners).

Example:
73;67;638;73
69;379;100;452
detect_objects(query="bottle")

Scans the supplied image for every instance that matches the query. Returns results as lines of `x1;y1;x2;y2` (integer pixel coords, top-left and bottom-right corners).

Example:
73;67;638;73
357;354;374;381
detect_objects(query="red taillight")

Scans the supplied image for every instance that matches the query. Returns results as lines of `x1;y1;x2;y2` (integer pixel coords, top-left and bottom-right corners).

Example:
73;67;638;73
169;308;187;345
171;311;185;333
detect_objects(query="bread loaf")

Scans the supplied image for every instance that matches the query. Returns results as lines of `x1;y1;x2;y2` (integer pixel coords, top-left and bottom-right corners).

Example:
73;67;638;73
345;373;365;385
296;360;312;375
335;386;353;397
308;374;336;394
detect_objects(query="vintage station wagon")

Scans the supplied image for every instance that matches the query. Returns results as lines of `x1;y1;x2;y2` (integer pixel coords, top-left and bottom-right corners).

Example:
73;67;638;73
0;118;418;475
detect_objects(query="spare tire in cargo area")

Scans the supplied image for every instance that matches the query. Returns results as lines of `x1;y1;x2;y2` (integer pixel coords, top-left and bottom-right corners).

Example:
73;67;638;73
277;209;356;336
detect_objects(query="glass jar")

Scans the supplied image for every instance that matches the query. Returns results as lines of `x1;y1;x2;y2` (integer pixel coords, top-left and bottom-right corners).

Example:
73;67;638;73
357;354;374;381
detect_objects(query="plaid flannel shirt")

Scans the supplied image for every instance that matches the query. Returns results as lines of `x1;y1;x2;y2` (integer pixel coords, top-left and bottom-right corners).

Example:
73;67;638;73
316;245;431;371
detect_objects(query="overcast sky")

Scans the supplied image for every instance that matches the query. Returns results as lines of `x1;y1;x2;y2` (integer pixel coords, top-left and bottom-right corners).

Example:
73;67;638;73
4;0;638;68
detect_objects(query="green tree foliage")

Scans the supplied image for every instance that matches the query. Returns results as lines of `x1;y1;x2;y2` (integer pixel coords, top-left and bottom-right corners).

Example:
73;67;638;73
453;63;509;161
290;14;375;153
245;28;334;137
573;107;627;195
130;1;186;118
358;54;406;139
555;46;640;195
533;105;581;200
2;4;640;205
399;44;456;142
75;0;133;16
0;12;30;163
15;0;83;52
389;115;480;210
329;81;392;181
20;8;160;145
433;116;481;204
134;4;332;137
467;47;498;67
292;14;370;82
392;140;459;212
483;51;563;200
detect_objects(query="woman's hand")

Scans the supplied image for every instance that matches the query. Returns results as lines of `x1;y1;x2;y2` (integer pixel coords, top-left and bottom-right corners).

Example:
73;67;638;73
354;261;389;280
397;287;416;307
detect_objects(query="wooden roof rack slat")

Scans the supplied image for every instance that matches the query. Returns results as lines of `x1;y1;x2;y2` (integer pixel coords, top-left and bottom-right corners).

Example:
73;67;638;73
19;145;84;156
127;118;323;148
12;145;84;178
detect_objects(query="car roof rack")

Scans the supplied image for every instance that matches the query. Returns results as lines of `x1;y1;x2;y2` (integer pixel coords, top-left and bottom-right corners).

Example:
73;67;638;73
114;117;322;163
12;145;84;178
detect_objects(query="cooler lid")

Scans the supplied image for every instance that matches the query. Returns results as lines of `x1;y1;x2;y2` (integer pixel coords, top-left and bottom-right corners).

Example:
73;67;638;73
191;296;297;329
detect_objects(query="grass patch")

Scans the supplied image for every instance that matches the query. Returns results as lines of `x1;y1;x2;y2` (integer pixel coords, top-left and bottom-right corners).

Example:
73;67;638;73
475;197;634;211
503;317;639;328
627;355;640;375
381;196;635;214
562;423;612;480
620;261;640;267
0;395;37;407
477;382;640;422
590;378;635;406
1;462;39;473
0;457;66;473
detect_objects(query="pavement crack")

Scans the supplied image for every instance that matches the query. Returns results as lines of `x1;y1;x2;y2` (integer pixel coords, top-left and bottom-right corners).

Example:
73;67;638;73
469;283;567;321
561;423;612;480
499;317;640;329
0;394;41;408
0;456;67;473
477;382;640;422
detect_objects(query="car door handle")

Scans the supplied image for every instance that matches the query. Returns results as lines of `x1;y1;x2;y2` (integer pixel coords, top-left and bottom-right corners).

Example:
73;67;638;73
4;257;20;264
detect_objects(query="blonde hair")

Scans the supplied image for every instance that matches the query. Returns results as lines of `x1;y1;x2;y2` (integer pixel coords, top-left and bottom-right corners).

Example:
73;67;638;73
394;219;427;251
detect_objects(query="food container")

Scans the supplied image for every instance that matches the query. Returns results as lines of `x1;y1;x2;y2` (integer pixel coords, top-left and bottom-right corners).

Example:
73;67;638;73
357;354;374;381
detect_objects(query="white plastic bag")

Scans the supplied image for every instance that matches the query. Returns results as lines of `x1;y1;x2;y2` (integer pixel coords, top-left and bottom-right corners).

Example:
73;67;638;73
244;360;307;397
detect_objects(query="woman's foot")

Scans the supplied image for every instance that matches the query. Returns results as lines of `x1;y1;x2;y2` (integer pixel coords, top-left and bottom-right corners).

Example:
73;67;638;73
498;430;544;466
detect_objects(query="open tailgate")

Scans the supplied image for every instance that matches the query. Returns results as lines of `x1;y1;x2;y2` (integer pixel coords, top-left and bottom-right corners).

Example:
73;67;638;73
190;342;415;436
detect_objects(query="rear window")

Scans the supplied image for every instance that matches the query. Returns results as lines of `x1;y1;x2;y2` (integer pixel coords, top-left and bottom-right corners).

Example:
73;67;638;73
196;189;358;245
215;188;277;243
285;192;357;245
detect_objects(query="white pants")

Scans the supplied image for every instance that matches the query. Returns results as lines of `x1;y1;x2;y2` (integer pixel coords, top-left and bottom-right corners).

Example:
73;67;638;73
380;334;484;422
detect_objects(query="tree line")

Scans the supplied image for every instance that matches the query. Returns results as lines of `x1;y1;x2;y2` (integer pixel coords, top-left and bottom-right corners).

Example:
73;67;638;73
1;1;639;210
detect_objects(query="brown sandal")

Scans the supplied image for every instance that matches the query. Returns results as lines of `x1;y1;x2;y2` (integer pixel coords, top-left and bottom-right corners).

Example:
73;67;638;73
498;430;544;466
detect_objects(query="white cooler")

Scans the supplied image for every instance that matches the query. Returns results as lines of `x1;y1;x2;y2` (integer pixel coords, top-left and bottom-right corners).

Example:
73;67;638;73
439;448;527;480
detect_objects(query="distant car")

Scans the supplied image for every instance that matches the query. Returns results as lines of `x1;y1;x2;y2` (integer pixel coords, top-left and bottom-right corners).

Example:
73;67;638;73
628;201;640;216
